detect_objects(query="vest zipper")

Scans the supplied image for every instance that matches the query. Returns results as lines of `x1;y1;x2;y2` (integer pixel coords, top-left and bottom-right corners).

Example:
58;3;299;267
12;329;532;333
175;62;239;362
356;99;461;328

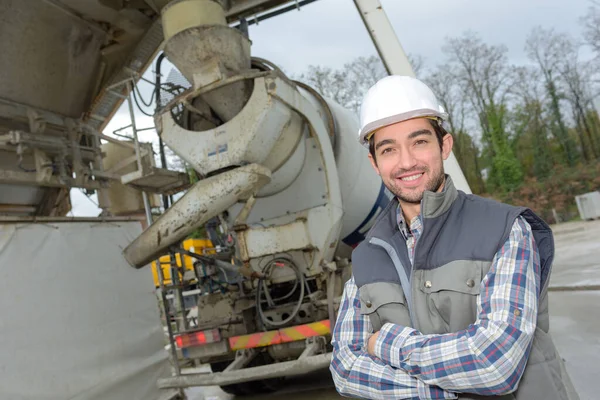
369;237;416;327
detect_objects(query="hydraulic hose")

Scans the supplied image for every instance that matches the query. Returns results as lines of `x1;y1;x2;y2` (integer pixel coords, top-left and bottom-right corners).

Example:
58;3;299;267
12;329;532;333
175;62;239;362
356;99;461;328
256;260;305;328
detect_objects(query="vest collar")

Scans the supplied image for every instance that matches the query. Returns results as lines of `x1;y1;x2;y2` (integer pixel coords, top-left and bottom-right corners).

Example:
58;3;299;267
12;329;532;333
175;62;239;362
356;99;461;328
368;175;459;242
421;175;458;219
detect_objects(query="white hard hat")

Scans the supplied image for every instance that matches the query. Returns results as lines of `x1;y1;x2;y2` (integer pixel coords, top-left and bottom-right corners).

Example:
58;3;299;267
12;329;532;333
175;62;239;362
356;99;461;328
358;75;448;147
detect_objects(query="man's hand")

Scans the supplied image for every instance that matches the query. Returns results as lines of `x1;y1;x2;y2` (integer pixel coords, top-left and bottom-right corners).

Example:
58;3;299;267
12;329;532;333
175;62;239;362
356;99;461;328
367;331;380;356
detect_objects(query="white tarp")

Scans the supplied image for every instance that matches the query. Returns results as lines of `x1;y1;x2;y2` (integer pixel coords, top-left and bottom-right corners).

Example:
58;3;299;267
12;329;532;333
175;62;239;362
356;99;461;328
0;220;178;400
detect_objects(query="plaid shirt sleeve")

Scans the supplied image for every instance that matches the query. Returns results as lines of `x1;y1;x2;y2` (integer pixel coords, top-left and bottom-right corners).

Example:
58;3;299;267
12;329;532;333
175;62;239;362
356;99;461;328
330;277;458;399
372;216;541;396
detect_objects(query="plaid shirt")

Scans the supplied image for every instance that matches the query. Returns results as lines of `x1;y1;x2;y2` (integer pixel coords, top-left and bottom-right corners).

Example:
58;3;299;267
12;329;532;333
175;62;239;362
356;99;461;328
330;210;541;399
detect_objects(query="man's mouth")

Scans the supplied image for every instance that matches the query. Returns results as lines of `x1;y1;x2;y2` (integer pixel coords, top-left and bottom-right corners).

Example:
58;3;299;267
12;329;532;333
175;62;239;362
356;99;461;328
399;173;424;182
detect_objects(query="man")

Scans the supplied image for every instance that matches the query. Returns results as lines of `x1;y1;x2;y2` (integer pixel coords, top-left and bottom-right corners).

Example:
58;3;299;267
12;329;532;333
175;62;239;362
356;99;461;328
329;75;578;400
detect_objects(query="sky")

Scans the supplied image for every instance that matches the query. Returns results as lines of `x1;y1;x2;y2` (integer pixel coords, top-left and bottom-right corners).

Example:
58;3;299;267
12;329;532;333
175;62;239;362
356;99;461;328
70;0;596;216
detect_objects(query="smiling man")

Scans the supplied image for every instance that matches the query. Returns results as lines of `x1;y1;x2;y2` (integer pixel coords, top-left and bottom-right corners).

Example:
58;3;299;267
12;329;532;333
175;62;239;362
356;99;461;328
329;76;578;399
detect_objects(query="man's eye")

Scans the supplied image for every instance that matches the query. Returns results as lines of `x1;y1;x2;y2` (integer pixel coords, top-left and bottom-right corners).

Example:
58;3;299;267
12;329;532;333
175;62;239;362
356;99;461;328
415;140;428;145
380;148;393;155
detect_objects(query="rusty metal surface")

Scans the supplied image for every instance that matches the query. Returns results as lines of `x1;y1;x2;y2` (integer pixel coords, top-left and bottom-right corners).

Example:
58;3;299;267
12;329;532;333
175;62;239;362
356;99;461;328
123;163;271;268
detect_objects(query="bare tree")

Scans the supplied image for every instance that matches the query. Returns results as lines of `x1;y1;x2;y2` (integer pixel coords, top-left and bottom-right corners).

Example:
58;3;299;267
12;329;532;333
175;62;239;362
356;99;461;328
443;32;511;137
425;66;466;137
525;27;579;166
582;4;600;56
297;65;356;111
297;54;423;115
425;65;485;192
342;56;387;113
559;54;600;160
443;32;522;191
408;54;426;78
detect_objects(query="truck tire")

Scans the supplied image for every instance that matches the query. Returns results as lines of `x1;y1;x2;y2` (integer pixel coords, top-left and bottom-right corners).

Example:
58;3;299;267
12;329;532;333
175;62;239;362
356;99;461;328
210;352;284;396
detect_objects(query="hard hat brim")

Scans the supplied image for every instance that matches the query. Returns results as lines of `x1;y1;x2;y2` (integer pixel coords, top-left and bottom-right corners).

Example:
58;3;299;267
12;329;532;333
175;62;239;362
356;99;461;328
359;109;448;147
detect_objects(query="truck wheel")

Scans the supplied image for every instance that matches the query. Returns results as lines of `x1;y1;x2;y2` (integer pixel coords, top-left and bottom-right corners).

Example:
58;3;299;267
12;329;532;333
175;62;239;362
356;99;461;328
210;352;284;396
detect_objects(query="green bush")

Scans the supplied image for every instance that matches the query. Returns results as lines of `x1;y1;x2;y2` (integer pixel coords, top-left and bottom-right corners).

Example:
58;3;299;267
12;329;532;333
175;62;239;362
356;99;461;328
488;162;600;223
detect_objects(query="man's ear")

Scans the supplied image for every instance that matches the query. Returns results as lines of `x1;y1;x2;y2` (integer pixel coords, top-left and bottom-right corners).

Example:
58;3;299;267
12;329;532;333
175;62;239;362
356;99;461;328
441;133;454;160
368;152;380;175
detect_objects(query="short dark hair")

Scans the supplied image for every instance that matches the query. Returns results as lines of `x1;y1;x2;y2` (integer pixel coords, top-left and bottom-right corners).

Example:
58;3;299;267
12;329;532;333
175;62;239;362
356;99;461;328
369;119;448;164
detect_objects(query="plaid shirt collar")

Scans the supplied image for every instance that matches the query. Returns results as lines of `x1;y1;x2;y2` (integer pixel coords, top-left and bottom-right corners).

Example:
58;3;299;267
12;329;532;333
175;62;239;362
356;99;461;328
396;205;414;240
396;180;449;240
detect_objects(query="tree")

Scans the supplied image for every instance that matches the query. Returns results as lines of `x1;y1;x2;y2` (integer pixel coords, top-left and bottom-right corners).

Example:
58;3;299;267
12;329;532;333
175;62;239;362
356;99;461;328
343;56;387;113
582;4;600;56
297;54;422;115
424;65;485;193
297;65;356;111
559;51;600;160
525;27;580;166
443;32;522;192
511;66;554;179
408;54;425;78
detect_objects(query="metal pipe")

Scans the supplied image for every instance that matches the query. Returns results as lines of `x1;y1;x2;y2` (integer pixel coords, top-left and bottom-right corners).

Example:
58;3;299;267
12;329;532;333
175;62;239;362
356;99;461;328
230;0;320;28
136;126;157;132
113;124;133;134
126;81;154;226
170;250;189;332
124;66;159;87
155;52;171;211
174;248;240;275
157;353;332;388
142;192;153;225
155;53;167;111
157;257;182;376
91;123;112;214
122;163;271;268
84;128;138;150
326;271;336;331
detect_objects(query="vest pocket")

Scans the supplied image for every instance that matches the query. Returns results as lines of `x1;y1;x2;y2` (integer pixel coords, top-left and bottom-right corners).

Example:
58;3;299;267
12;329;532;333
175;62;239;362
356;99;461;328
416;262;486;333
418;261;484;295
358;282;411;331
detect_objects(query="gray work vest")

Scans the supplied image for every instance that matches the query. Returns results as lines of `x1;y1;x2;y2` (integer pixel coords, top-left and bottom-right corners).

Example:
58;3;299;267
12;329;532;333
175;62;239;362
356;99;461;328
352;177;579;400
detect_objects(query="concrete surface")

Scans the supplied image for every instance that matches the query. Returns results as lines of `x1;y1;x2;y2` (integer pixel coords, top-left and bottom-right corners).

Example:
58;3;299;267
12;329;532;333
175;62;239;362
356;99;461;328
185;219;600;400
547;219;600;400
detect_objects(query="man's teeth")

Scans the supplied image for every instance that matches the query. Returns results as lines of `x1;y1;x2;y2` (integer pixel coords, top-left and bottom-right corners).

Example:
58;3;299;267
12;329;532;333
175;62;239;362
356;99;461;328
400;173;423;181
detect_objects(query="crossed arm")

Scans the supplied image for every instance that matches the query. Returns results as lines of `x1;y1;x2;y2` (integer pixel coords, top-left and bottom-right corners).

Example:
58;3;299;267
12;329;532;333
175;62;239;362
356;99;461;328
330;217;541;399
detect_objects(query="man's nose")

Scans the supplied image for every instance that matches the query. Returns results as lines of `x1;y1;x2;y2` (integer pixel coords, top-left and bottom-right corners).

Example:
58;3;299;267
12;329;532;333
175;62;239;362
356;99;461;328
395;147;417;171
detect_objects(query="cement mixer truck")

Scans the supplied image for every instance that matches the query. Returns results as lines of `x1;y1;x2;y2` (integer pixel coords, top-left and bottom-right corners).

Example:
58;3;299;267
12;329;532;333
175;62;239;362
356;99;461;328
119;0;472;395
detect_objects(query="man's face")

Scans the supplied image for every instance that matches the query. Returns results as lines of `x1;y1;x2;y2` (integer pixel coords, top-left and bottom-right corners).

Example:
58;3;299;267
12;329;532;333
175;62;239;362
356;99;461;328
368;118;453;204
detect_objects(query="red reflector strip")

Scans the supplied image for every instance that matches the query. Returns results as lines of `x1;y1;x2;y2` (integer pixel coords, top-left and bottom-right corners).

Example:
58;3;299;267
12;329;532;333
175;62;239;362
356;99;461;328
175;328;220;348
228;320;331;351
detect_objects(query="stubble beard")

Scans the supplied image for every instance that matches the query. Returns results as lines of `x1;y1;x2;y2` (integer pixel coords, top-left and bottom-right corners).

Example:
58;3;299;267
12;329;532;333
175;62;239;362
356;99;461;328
385;166;446;204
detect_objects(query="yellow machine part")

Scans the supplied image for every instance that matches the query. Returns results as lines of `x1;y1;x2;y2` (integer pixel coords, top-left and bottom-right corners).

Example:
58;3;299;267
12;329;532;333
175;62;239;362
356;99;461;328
151;238;214;287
